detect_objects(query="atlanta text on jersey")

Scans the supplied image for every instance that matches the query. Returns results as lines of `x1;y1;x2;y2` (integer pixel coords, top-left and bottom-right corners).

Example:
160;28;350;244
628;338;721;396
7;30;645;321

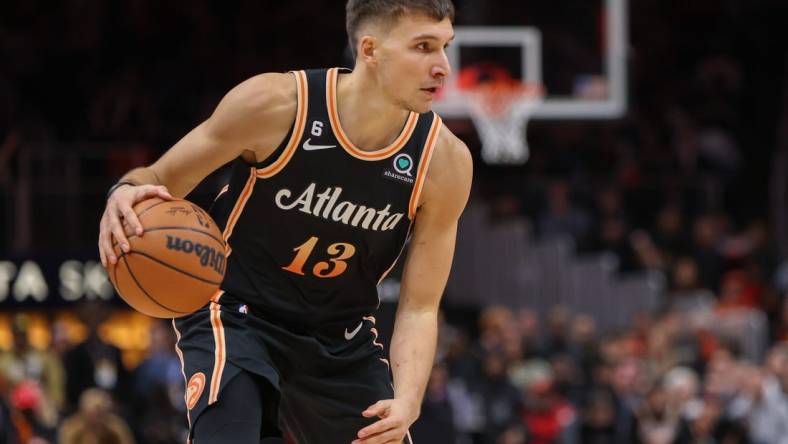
275;183;406;231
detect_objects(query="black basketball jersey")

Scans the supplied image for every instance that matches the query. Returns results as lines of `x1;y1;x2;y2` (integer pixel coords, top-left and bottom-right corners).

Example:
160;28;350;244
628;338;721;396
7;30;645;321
210;68;442;325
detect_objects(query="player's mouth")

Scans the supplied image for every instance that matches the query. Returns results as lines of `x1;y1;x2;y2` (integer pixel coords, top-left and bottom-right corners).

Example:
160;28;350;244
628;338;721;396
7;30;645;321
420;86;441;96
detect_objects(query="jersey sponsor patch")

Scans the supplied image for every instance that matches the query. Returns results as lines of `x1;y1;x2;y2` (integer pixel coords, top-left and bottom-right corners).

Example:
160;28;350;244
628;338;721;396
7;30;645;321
186;372;206;410
381;153;415;185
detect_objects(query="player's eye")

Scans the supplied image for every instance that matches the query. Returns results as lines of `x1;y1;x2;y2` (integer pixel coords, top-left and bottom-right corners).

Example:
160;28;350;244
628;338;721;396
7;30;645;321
416;42;430;51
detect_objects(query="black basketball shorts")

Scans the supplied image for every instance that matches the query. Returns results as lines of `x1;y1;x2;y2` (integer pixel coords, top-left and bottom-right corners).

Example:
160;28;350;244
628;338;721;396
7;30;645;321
172;293;413;444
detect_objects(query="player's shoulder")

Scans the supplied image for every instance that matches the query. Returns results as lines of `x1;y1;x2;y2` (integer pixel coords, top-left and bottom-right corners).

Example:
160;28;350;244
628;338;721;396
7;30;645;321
222;72;298;117
430;119;473;181
208;72;299;144
417;117;473;217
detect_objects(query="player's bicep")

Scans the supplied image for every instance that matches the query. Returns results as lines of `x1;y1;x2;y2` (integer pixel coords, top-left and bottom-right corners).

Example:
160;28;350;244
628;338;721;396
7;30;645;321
150;73;297;198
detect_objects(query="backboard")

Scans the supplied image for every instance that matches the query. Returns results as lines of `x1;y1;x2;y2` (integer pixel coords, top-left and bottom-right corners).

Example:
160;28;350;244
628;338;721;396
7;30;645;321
434;0;629;163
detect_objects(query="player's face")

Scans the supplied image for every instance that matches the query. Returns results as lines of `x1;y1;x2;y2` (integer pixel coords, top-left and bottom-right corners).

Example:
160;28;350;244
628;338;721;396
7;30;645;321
375;13;454;113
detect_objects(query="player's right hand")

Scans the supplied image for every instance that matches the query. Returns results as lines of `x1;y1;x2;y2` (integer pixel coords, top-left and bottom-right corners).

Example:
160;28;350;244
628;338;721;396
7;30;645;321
99;184;173;267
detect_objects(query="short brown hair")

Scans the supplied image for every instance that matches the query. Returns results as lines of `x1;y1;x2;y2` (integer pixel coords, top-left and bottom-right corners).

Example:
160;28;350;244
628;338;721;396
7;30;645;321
346;0;455;58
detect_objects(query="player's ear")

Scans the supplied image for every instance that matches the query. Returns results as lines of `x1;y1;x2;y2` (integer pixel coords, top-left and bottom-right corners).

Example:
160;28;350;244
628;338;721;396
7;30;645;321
359;35;378;65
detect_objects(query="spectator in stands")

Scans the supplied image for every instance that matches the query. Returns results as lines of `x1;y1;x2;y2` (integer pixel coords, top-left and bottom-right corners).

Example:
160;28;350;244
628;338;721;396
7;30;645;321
0;389;17;444
669;256;715;314
730;345;788;444
519;363;577;444
130;319;186;444
543;306;570;356
636;386;679;444
0;314;64;428
579;388;617;444
692;215;725;292
9;379;56;443
515;309;544;359
538;180;592;246
59;388;135;444
410;363;457;444
479;352;523;443
63;301;131;413
652;204;691;260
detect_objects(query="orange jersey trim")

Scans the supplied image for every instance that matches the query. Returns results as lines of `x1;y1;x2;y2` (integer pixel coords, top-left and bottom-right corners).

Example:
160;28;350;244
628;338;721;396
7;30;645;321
222;168;257;257
377;220;413;285
208;292;226;405
326;68;418;161
408;114;441;220
257;70;308;178
171;319;191;428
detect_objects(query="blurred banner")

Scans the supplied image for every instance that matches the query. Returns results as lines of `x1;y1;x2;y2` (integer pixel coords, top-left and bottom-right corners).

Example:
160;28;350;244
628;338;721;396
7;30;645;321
0;255;117;308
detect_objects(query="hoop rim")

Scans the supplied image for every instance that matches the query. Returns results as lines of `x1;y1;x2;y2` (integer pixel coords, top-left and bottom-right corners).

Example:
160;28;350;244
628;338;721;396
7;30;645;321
460;81;545;117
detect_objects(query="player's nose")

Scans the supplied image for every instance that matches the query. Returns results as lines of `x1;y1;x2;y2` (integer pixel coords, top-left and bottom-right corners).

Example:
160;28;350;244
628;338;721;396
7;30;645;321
432;50;451;79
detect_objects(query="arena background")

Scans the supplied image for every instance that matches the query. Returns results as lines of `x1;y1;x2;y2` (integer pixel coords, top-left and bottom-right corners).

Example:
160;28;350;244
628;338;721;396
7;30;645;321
2;1;788;443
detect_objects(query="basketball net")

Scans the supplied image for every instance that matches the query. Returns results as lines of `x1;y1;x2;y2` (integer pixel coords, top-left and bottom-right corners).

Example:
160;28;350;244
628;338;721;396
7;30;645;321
464;82;544;165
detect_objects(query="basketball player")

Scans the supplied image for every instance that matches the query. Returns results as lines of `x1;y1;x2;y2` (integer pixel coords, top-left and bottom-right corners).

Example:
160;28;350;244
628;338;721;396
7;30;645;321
98;1;470;443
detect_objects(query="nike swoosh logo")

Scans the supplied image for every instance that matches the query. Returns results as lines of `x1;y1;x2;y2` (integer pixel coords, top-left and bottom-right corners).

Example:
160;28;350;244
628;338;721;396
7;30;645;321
302;138;337;151
344;322;363;340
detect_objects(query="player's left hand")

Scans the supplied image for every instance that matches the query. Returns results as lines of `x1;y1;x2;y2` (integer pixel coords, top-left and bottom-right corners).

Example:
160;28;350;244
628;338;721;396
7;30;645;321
353;398;418;444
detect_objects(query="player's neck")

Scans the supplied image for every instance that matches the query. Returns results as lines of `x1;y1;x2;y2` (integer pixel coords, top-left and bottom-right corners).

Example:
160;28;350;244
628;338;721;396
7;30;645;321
336;70;411;152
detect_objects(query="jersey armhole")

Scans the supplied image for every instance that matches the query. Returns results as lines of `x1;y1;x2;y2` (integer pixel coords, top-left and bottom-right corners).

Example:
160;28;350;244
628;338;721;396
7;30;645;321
256;70;309;179
407;114;442;220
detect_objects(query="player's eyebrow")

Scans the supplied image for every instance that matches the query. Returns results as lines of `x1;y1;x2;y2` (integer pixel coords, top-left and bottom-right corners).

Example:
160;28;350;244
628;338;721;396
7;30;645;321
411;33;455;42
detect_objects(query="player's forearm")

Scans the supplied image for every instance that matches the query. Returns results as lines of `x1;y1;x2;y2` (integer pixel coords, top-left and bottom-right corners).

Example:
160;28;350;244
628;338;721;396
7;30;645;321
119;166;161;186
389;306;438;414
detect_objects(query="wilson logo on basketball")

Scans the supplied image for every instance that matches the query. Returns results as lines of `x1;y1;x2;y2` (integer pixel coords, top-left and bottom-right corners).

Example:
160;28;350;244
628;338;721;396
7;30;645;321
185;372;206;410
166;236;226;274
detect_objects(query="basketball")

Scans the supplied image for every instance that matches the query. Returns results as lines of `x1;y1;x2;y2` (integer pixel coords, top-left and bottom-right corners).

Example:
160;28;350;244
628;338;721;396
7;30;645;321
106;198;227;318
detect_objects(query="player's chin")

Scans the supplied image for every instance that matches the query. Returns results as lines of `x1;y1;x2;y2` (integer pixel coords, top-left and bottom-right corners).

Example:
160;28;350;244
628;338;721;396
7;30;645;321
408;98;433;114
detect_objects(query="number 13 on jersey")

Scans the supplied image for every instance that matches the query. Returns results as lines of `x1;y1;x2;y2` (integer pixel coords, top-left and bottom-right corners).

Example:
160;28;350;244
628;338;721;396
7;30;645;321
282;236;356;278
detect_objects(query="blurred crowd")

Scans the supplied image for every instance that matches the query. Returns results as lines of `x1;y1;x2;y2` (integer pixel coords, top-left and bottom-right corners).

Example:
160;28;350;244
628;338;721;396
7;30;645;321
415;302;788;444
0;304;186;444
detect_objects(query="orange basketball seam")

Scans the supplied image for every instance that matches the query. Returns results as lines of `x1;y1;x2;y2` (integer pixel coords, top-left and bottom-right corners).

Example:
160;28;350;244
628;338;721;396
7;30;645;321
119;255;191;315
408;115;442;219
256;70;308;178
126;251;223;286
326;68;418;160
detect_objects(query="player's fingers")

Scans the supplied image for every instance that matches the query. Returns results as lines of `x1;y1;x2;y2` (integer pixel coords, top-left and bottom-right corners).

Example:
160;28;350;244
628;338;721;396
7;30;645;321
98;228;107;268
99;217;117;265
362;400;391;418
119;203;144;237
353;426;401;444
156;185;174;200
138;184;173;201
357;417;396;440
108;210;130;254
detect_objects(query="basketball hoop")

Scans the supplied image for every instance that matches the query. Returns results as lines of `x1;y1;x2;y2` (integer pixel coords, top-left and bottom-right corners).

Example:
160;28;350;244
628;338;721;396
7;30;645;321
463;81;544;165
